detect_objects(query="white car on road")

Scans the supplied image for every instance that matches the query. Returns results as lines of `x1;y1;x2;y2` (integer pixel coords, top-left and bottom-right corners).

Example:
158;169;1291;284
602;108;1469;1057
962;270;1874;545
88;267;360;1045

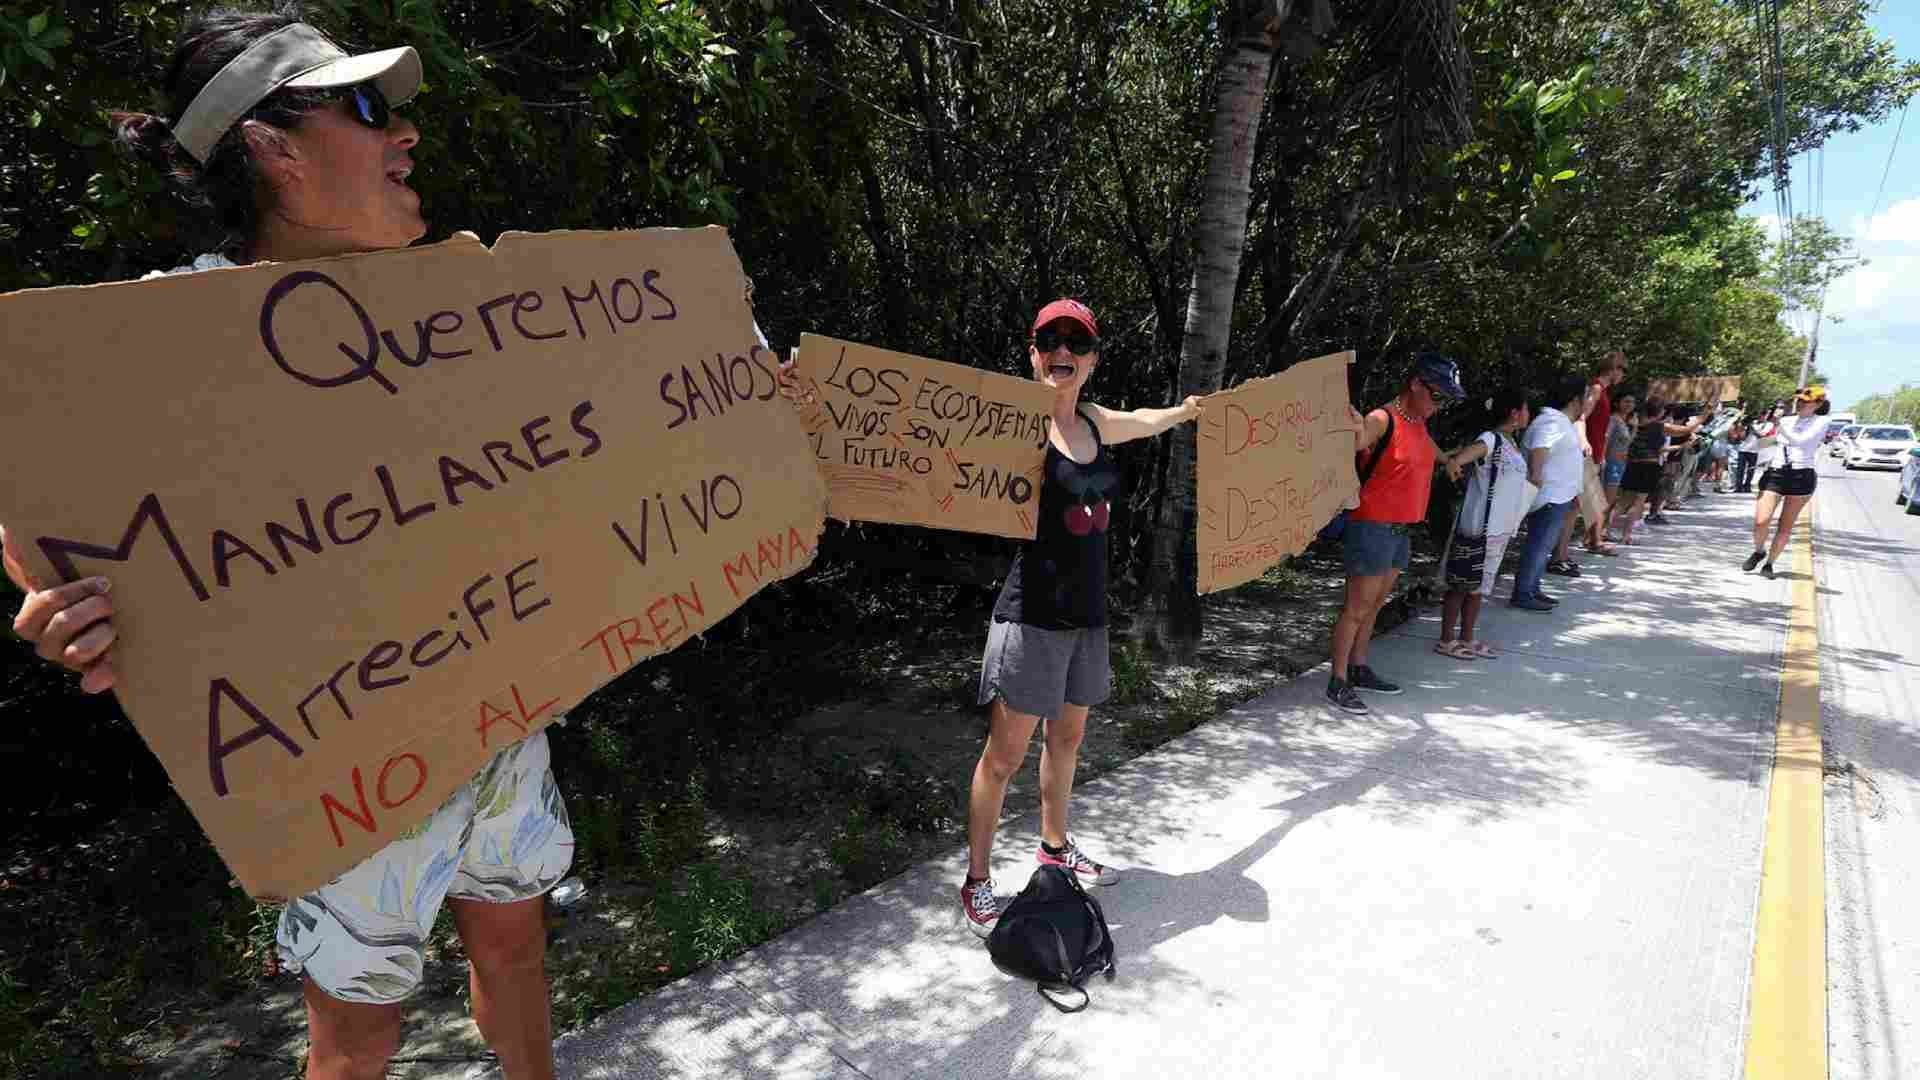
1844;424;1916;470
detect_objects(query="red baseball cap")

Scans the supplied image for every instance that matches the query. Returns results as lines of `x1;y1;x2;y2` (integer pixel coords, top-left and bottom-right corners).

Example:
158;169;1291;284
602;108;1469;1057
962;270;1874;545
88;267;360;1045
1031;298;1099;338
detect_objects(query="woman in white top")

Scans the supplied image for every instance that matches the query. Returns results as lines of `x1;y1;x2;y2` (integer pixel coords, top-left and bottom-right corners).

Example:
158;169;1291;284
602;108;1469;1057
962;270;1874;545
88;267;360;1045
1436;388;1536;653
1746;387;1833;578
1435;389;1532;658
1733;415;1761;492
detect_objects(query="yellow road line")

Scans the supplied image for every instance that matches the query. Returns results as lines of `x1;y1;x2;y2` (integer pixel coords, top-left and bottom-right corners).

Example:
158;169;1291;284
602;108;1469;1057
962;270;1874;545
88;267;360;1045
1745;502;1826;1080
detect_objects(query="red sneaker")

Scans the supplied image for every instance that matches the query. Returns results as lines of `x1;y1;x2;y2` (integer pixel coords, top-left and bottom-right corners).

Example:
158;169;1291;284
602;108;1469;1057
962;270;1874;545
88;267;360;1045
960;877;1000;939
1037;835;1120;886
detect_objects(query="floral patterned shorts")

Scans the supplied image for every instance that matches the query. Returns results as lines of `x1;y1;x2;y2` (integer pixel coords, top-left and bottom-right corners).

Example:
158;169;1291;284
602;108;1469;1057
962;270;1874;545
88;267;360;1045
275;732;574;1003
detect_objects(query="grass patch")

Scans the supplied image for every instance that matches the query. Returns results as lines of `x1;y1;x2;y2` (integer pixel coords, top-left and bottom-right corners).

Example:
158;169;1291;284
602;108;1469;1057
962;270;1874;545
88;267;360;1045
653;863;788;971
1119;669;1218;754
565;715;711;879
827;806;911;884
0;803;281;1078
921;662;974;707
553;862;787;1031
1167;669;1217;734
1110;639;1154;705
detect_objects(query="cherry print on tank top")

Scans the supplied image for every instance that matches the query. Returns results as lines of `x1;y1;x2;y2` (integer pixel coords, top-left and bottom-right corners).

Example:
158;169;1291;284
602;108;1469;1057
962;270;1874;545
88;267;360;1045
991;408;1121;629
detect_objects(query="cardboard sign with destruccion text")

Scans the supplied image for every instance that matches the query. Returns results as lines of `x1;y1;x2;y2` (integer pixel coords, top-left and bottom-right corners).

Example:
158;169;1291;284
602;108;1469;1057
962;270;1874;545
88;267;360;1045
792;334;1055;539
1196;351;1361;593
0;228;827;899
1646;375;1741;405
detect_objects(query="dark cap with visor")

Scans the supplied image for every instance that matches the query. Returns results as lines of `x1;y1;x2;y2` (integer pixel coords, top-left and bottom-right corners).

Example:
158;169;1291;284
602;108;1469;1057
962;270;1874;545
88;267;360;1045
1413;351;1465;401
172;22;421;164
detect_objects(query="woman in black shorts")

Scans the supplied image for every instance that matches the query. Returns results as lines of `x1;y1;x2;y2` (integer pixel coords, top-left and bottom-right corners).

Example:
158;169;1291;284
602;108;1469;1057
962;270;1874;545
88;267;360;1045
1612;398;1704;544
960;298;1201;938
1745;387;1832;578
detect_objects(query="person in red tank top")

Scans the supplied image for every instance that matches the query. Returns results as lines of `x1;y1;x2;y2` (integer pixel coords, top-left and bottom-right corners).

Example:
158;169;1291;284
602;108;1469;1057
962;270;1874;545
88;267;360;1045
1326;352;1463;715
1562;350;1628;564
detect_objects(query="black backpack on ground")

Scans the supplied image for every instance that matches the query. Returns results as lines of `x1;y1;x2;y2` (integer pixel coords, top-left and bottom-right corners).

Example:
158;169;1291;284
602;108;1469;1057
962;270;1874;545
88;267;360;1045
986;864;1116;1012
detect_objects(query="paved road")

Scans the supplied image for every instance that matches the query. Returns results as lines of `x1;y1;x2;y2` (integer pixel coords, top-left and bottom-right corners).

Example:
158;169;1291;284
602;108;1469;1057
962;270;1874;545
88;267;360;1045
483;487;1809;1080
1815;456;1920;1080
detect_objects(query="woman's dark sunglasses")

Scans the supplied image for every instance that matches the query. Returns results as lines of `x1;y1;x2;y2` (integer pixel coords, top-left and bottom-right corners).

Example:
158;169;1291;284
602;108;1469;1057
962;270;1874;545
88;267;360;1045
1416;377;1460;408
338;84;391;130
1033;326;1098;356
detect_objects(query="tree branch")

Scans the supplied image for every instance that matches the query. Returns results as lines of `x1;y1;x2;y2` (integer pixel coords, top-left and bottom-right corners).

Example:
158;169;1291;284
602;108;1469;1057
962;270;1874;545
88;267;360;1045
1102;109;1176;350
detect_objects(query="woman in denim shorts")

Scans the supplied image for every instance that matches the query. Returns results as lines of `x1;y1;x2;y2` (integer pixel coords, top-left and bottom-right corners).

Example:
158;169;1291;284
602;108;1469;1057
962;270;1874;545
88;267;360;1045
1600;392;1635;539
1325;353;1463;714
4;10;571;1077
958;299;1201;938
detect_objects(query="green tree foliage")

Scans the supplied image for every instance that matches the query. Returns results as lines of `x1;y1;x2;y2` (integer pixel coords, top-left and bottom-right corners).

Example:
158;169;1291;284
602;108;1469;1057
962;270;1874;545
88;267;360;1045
0;0;1912;617
1851;384;1920;426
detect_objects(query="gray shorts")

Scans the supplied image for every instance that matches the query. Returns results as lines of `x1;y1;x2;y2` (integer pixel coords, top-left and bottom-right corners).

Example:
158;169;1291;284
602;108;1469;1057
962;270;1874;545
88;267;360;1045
977;620;1112;718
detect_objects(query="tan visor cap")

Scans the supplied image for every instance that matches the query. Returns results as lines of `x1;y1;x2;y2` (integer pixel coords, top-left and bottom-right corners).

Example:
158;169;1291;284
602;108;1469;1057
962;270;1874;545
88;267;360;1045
173;22;421;164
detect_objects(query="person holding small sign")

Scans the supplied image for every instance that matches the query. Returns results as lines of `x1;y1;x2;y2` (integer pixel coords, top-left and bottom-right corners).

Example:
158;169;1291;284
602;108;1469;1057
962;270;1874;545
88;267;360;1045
3;10;569;1080
959;299;1201;937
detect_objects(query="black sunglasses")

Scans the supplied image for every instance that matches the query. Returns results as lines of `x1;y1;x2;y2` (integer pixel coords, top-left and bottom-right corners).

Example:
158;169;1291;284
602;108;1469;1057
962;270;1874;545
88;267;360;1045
1033;325;1098;356
338;83;392;130
1416;378;1459;408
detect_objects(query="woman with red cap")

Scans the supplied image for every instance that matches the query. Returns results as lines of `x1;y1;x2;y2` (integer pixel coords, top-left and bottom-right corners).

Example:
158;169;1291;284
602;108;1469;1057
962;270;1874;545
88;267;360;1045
3;9;568;1078
960;299;1201;938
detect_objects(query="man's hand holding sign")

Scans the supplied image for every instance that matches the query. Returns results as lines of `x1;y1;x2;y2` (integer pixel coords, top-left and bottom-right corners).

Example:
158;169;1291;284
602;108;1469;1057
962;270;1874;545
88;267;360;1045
0;227;827;900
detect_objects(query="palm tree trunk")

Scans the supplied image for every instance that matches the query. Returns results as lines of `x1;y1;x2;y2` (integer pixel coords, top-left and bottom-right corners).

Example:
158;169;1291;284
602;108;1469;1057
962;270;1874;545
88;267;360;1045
1139;33;1279;657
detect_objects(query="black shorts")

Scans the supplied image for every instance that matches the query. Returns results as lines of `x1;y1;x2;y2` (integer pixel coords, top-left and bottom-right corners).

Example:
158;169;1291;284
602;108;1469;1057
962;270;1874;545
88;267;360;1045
1621;461;1663;495
1758;466;1817;497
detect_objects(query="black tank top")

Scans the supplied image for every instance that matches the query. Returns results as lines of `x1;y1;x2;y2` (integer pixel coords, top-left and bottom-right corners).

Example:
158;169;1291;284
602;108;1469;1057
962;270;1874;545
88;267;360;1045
991;408;1121;629
1628;420;1667;461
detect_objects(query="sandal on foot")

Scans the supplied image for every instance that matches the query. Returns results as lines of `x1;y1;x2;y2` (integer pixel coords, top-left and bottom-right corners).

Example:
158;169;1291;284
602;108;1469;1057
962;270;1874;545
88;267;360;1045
1468;641;1498;659
1434;639;1475;659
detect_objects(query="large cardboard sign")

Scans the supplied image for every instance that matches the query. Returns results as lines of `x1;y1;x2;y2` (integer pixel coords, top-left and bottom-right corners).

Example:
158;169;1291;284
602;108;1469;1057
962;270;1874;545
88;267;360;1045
0;228;827;899
1196;352;1360;593
1647;375;1740;404
791;334;1055;539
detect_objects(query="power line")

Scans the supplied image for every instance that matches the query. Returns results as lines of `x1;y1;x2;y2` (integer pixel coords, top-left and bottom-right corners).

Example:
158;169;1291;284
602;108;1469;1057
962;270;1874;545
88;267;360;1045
1765;0;1795;316
1865;101;1908;226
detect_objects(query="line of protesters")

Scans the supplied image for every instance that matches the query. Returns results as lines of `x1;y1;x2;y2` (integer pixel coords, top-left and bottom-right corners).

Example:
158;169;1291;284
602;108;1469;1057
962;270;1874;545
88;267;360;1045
1328;361;1608;713
0;9;1839;1078
1328;355;1832;714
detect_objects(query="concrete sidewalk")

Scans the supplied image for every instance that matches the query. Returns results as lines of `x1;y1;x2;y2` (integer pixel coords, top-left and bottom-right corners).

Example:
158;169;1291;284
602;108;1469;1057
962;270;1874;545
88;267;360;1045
506;491;1792;1079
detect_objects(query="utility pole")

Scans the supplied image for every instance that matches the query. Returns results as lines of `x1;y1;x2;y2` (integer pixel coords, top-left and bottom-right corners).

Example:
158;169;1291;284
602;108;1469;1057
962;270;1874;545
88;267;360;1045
1797;292;1824;389
1797;255;1863;388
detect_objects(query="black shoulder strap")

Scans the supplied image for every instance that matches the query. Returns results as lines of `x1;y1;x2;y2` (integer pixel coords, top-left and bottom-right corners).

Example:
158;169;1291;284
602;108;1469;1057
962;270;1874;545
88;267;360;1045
1076;404;1105;450
1482;436;1499;525
1036;927;1092;1013
1358;409;1395;486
